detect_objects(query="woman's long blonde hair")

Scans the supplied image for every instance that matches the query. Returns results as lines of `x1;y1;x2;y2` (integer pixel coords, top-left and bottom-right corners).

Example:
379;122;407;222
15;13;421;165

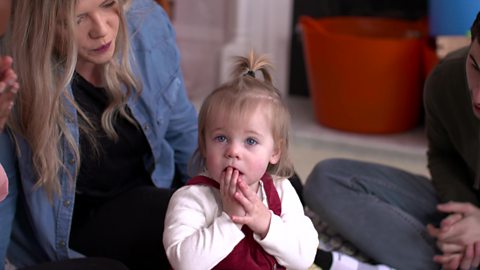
4;0;140;197
192;51;294;178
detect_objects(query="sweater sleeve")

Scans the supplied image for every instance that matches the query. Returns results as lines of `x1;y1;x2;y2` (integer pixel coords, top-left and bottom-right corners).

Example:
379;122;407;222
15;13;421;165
163;185;245;270
254;179;318;270
424;47;479;205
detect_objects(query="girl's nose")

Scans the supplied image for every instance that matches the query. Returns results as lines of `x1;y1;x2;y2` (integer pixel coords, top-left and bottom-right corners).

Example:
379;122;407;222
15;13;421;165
225;143;240;159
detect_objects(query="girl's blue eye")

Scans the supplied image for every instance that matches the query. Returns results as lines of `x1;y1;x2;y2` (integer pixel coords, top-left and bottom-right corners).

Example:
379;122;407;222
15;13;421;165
215;135;227;143
246;138;257;145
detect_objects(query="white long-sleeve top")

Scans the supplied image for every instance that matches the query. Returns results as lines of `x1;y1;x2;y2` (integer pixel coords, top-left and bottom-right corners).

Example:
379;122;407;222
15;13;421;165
163;177;318;270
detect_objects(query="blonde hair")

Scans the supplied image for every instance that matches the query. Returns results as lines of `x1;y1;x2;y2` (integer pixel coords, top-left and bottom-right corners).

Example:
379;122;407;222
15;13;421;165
4;0;140;197
192;51;294;178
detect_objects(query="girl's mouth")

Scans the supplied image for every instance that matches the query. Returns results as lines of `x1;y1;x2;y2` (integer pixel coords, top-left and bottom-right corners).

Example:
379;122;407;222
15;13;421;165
224;166;242;175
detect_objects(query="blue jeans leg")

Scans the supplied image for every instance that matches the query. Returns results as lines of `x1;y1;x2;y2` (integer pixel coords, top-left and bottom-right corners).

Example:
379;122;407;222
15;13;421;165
304;158;443;270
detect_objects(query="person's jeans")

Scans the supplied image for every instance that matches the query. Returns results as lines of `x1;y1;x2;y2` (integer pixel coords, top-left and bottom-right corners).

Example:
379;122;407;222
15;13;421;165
303;158;443;270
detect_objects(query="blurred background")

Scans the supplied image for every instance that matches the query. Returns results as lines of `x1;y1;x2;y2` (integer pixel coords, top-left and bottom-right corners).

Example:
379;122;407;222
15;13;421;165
165;0;477;181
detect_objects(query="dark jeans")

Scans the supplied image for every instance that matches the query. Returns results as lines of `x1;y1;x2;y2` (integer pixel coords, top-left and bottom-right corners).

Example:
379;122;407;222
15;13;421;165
304;158;444;270
69;186;174;270
21;258;129;270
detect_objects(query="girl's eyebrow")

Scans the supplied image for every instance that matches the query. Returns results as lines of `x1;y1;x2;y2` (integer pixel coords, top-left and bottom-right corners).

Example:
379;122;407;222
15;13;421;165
470;54;480;69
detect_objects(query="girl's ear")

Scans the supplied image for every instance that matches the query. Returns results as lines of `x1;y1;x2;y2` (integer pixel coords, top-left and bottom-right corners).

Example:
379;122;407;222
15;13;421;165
269;142;282;165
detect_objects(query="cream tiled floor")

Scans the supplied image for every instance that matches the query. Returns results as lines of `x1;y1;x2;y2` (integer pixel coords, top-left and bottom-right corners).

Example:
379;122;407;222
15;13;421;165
287;96;429;183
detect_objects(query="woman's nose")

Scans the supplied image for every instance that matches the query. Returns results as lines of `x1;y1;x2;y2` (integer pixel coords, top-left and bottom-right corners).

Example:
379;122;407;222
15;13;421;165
473;87;480;105
89;14;108;39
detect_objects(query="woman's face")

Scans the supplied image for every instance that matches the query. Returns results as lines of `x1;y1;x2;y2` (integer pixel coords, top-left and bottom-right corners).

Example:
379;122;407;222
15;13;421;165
467;38;480;119
74;0;120;74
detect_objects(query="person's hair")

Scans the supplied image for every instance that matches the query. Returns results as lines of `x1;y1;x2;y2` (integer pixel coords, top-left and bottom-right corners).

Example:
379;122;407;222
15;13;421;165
471;11;480;42
191;51;294;179
4;0;139;198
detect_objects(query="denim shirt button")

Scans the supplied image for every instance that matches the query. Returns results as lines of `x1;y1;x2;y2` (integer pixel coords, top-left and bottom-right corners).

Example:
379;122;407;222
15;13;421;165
143;124;150;131
58;240;66;247
68;158;75;165
63;200;71;207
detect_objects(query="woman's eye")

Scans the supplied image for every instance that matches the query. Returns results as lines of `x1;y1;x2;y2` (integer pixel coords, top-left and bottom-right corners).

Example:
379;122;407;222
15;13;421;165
469;55;480;71
472;62;480;71
76;15;86;24
246;138;257;145
103;0;116;8
214;135;227;143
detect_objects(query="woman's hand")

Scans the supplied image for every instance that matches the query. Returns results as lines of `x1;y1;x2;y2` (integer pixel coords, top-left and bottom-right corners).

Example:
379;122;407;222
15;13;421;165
230;178;271;239
0;56;19;131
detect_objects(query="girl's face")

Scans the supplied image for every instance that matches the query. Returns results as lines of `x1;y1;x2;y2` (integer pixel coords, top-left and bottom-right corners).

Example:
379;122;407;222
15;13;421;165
203;106;281;188
468;39;480;119
74;0;120;75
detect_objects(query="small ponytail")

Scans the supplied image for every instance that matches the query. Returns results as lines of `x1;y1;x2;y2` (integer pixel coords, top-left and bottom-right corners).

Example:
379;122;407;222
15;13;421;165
232;50;273;84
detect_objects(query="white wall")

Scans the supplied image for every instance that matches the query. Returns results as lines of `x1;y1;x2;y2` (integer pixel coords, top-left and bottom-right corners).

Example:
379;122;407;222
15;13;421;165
173;0;293;104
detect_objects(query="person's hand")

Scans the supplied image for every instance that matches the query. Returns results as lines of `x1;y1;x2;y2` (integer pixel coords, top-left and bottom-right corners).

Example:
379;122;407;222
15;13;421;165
0;56;19;132
230;178;271;239
220;167;246;220
427;202;480;269
0;164;8;202
428;221;464;269
431;243;480;270
436;202;480;245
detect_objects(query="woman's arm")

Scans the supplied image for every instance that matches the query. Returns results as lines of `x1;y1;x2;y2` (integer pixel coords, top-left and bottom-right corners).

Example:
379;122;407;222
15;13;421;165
0;130;18;265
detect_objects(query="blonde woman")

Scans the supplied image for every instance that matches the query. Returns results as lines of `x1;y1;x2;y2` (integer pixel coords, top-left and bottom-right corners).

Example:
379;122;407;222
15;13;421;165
163;52;318;270
0;0;197;269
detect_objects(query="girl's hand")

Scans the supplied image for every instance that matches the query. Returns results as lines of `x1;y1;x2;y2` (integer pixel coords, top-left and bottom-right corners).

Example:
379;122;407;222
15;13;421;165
220;168;245;219
0;56;19;132
0;164;8;202
230;178;271;239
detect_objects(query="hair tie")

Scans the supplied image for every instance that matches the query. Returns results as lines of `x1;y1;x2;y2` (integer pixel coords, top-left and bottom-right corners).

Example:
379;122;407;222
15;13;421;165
245;70;256;78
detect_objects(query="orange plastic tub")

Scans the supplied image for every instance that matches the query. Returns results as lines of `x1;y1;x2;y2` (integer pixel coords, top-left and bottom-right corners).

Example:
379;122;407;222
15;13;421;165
299;16;429;134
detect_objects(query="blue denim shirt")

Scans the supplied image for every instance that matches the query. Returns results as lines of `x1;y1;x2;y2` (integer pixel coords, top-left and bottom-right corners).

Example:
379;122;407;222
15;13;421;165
0;0;198;268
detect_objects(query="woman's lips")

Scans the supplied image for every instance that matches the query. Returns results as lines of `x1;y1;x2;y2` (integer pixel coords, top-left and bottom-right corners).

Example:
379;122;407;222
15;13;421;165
93;42;111;53
474;103;480;114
